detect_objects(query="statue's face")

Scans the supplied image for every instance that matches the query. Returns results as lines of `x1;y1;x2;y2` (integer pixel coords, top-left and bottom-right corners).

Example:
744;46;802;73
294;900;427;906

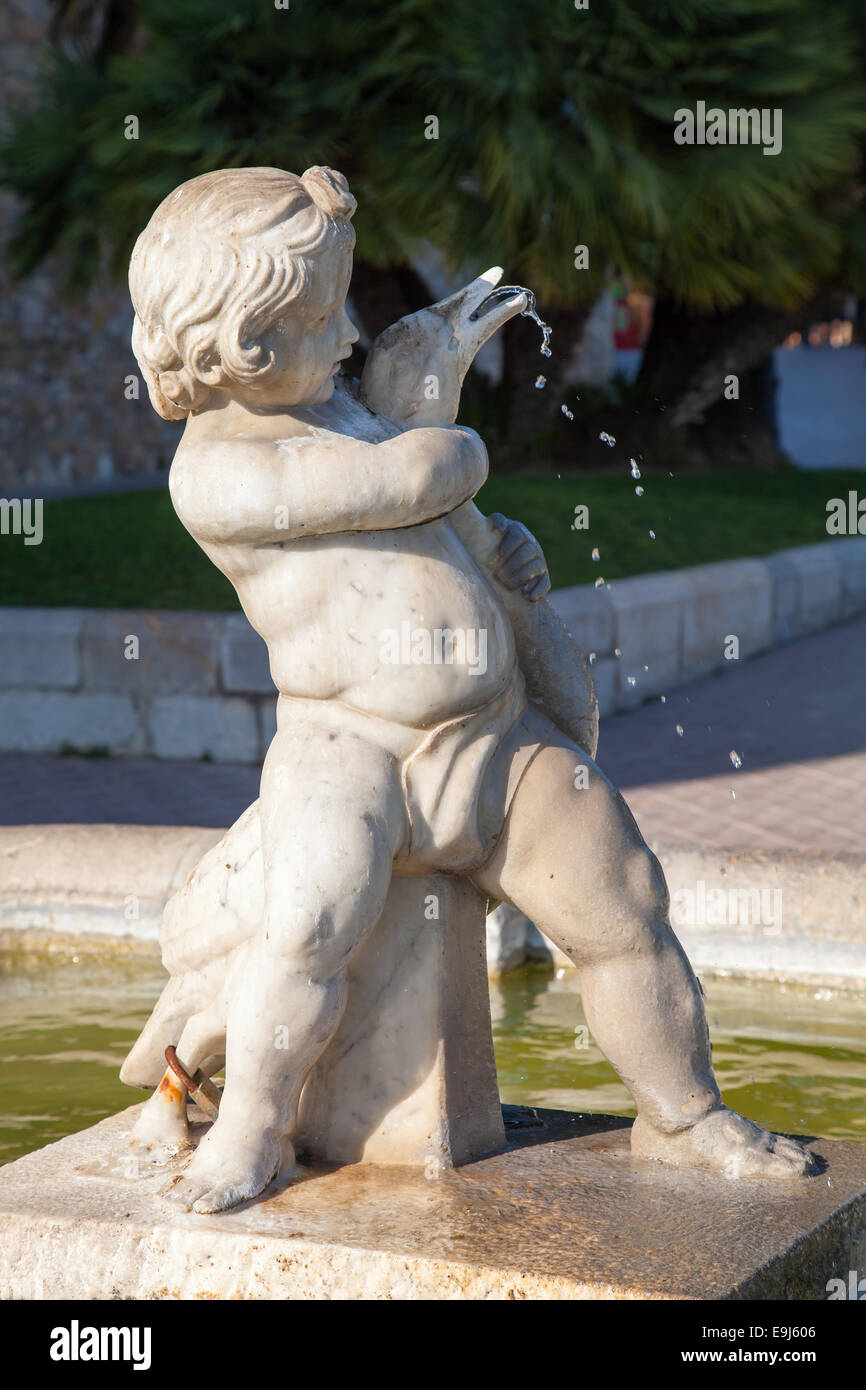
255;240;358;407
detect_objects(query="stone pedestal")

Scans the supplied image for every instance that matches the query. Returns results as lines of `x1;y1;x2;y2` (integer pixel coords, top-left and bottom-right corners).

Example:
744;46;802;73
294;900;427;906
115;822;506;1169
2;1108;865;1300
297;873;505;1168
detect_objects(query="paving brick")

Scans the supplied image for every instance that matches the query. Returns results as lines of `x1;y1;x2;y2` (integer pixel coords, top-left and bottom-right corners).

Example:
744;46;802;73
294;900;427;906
147;694;259;763
219;614;274;695
548;584;615;657
680;559;772;679
0;691;141;754
587;656;617;719
256;695;278;759
835;538;866;618
81;610;219;694
0;608;82;688
608;571;688;706
764;552;802;644
784;544;843;635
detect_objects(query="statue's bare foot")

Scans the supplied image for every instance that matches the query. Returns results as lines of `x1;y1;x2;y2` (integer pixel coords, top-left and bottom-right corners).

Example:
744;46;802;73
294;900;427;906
163;1117;294;1213
631;1107;817;1180
128;1077;191;1159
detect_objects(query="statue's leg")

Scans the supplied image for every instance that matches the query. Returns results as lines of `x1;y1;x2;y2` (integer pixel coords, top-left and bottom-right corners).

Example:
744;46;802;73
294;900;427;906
166;722;408;1213
129;1005;227;1155
471;738;815;1179
128;1069;190;1156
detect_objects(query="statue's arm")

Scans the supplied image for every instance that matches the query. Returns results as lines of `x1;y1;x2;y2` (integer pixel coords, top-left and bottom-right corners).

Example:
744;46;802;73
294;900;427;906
449;501;599;759
169;426;488;544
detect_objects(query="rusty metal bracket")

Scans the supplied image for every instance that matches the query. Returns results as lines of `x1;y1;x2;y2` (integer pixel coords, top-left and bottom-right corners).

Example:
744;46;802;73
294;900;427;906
164;1044;222;1121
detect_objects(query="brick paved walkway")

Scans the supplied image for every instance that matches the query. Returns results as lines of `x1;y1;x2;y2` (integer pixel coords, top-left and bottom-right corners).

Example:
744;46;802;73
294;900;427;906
599;613;866;852
2;615;864;851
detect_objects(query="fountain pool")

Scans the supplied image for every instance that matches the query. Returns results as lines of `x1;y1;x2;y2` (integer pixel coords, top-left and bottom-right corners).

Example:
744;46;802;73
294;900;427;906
0;948;863;1165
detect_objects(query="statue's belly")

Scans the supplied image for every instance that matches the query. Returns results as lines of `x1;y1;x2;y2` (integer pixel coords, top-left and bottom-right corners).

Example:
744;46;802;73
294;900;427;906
233;520;516;726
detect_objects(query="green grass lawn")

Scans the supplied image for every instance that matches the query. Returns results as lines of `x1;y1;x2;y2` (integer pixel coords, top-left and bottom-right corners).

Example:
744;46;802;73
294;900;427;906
0;469;860;610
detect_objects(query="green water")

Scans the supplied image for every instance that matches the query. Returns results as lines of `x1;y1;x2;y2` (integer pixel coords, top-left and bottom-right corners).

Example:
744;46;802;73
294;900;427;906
0;951;168;1165
492;968;866;1143
1;951;864;1165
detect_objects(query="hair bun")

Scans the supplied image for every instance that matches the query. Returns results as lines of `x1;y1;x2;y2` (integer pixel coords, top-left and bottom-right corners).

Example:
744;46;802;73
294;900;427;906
300;166;357;221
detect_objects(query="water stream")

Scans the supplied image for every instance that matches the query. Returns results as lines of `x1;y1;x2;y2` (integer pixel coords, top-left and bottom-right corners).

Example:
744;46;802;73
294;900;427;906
471;285;552;357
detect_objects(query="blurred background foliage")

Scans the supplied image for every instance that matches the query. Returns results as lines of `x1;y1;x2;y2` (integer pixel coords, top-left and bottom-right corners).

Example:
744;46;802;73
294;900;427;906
3;0;866;470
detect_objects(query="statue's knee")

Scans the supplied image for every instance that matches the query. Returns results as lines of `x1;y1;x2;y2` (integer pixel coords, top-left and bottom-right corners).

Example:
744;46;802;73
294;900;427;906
588;847;673;960
264;903;363;978
623;845;670;920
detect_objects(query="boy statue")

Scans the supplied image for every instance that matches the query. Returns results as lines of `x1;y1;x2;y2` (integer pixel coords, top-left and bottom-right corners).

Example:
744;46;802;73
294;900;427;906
122;166;813;1212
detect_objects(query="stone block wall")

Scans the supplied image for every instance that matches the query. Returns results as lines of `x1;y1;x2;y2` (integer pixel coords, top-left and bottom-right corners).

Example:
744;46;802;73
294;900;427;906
0;538;863;761
0;0;181;492
549;537;866;717
0;609;276;762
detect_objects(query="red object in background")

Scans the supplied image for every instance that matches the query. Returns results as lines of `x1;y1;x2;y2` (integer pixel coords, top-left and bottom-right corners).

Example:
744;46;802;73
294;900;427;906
612;280;653;351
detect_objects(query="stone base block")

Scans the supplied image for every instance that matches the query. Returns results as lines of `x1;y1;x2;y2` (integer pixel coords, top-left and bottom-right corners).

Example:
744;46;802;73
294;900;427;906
296;875;505;1168
1;1108;864;1300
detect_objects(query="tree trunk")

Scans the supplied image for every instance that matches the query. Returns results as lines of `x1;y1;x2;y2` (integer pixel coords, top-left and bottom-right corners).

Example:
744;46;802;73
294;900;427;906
635;292;847;466
621;291;853;470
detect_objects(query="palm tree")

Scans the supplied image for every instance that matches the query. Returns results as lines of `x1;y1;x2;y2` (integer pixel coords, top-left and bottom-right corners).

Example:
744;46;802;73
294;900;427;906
3;0;864;466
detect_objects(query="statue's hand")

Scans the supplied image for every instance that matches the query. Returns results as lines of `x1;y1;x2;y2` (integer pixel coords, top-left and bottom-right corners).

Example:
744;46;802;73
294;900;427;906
488;513;551;602
360;267;526;427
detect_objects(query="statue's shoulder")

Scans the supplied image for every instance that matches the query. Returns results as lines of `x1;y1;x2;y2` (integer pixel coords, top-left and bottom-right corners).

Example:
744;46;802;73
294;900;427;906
168;433;279;530
171;429;275;478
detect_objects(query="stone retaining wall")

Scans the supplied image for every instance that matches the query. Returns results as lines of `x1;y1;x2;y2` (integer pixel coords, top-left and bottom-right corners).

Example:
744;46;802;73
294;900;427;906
0;610;275;762
550;536;866;716
1;537;864;760
0;0;183;492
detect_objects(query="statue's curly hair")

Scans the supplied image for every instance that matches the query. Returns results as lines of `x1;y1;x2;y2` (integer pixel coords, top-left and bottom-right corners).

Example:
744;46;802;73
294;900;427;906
129;166;356;420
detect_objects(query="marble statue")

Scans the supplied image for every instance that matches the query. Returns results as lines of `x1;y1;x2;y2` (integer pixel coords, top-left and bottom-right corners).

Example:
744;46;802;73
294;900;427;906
121;166;814;1213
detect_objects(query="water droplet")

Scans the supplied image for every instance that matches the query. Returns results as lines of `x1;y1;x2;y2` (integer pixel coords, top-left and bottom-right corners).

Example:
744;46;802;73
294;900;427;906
643;664;649;671
629;458;641;479
729;749;743;769
594;576;605;588
675;723;684;737
730;789;736;800
534;375;547;389
635;486;644;497
649;530;656;540
627;675;637;686
561;404;574;420
591;546;600;561
588;651;597;664
659;694;666;703
614;647;621;658
599;431;616;447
